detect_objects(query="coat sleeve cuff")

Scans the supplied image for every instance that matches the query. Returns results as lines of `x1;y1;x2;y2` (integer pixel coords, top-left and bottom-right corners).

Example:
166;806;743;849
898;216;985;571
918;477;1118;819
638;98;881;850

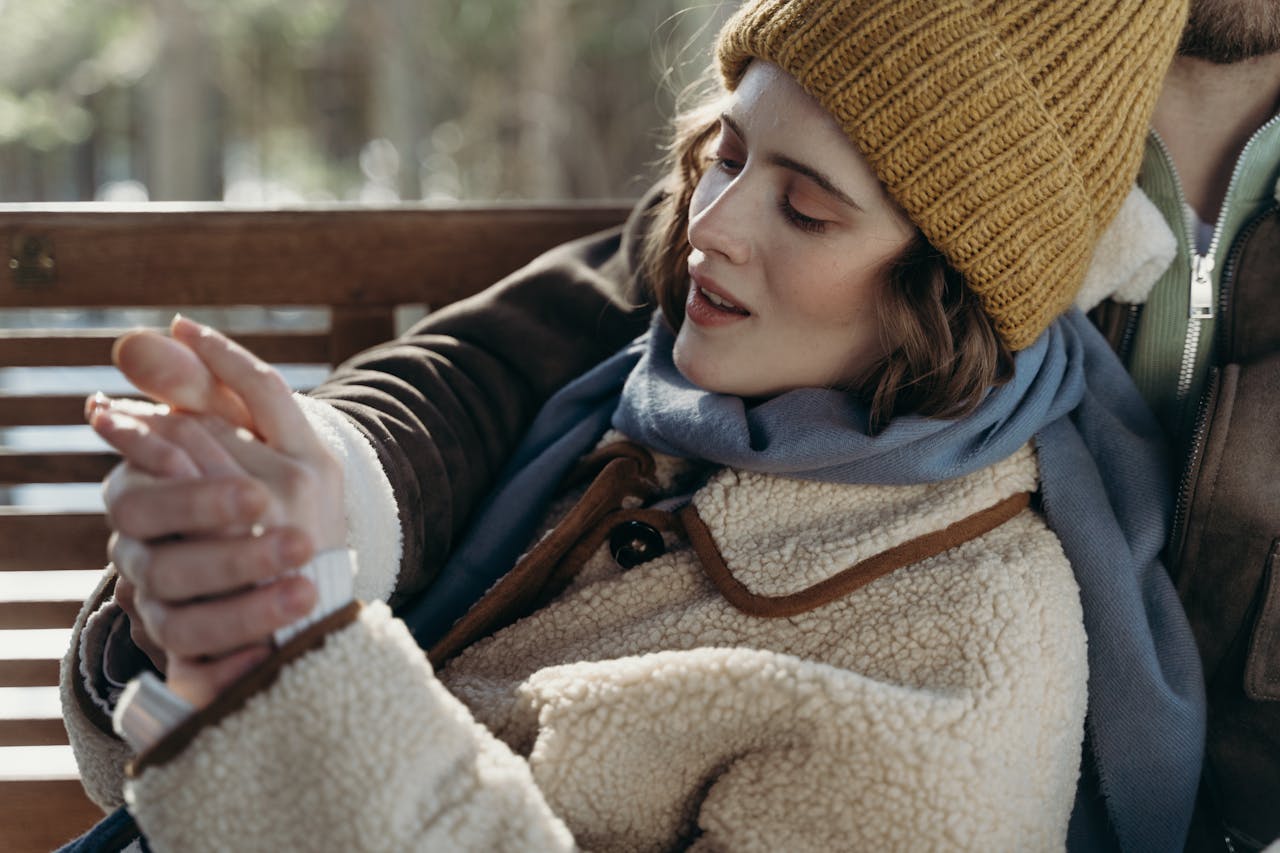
113;549;357;755
60;567;135;810
125;602;574;853
127;600;363;777
294;393;403;603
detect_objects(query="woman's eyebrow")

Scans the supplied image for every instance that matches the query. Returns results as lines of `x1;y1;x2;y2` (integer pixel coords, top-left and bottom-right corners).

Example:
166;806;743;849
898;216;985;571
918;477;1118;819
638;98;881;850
720;113;864;212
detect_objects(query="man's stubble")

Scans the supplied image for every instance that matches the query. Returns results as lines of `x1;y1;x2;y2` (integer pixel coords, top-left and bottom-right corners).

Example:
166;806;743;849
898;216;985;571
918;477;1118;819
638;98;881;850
1180;0;1280;63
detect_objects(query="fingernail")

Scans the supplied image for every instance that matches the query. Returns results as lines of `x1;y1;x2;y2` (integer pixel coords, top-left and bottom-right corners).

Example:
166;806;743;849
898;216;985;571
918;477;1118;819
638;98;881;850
171;313;206;339
84;391;110;420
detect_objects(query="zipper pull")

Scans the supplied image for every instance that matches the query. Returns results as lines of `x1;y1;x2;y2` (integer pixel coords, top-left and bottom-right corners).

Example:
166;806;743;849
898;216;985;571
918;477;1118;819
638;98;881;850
1189;253;1215;320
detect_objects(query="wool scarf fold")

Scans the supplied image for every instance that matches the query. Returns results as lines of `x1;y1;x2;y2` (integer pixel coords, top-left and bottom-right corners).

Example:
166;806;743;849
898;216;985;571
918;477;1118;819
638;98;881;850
402;309;1204;853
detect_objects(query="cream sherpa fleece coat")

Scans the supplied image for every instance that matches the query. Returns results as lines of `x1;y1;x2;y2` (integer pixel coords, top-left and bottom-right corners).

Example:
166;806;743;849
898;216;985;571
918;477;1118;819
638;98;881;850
95;440;1085;852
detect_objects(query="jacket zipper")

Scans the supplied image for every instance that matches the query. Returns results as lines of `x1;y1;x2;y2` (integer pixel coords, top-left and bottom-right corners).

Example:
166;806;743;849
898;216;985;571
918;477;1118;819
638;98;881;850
1148;130;1215;403
1166;197;1276;567
1118;303;1141;364
1150;115;1280;403
1169;365;1218;566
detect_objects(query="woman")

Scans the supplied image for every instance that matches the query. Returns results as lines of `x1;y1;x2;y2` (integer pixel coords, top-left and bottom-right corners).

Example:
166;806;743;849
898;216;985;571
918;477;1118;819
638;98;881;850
62;0;1201;850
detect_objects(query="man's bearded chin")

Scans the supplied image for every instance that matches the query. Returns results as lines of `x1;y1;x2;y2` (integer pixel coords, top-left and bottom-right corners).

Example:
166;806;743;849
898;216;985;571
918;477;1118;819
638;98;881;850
1180;0;1280;63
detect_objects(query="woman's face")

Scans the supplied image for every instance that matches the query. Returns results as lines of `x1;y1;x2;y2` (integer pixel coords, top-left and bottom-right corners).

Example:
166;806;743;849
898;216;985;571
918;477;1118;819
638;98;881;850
674;62;915;398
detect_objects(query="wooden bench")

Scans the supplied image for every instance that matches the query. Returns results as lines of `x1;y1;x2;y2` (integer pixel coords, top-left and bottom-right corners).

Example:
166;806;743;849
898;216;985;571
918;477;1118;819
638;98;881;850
0;202;630;852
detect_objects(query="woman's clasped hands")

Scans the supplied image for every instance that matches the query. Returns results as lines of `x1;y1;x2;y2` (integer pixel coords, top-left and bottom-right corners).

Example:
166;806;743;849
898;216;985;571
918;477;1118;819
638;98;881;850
87;315;346;708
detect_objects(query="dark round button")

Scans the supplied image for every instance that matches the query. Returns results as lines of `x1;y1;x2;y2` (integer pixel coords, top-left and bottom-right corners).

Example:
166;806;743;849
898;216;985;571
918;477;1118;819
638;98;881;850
609;520;666;569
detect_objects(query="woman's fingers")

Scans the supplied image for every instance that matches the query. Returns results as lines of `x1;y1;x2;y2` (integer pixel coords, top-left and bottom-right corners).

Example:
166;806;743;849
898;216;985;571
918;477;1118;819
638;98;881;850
109;528;313;602
106;475;269;541
89;398;243;479
171;316;320;457
165;646;274;709
195;414;348;550
131;574;316;660
89;403;200;480
112;328;253;428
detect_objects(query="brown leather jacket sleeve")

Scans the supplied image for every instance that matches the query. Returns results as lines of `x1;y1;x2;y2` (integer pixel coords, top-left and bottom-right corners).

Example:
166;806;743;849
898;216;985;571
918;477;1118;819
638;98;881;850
306;194;660;606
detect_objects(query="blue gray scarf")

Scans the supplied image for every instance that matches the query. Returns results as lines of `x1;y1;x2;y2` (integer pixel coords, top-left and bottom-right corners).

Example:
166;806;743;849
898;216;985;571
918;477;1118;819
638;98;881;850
403;309;1205;853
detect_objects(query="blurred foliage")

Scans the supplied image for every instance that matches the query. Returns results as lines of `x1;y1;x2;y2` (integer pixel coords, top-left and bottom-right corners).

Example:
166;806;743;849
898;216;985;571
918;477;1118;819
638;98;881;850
0;0;728;202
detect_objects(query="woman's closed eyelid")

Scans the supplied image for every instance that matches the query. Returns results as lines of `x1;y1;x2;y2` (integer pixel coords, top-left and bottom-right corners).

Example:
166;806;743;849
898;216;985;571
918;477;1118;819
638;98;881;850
779;195;829;234
786;178;844;220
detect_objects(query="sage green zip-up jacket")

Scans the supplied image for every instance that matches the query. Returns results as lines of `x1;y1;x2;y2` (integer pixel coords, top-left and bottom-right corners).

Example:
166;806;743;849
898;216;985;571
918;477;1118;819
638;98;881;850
1127;122;1280;454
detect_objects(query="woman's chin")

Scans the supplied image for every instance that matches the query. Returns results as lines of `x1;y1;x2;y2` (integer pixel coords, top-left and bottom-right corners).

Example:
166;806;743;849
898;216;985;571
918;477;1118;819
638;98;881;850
673;340;726;393
674;352;755;396
672;348;710;390
673;333;782;396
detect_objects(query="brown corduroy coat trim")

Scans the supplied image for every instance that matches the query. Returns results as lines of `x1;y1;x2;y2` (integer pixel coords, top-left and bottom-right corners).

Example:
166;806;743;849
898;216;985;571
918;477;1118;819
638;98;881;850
71;569;126;740
682;491;1032;618
428;444;660;666
430;439;1036;661
127;600;363;777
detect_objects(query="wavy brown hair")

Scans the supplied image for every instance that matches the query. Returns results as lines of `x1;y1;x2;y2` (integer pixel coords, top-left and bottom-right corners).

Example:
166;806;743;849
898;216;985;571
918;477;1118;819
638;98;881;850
639;85;1012;432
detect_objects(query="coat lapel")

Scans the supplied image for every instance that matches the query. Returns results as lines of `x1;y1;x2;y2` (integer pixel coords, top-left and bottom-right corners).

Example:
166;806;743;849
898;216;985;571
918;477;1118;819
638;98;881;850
686;444;1040;613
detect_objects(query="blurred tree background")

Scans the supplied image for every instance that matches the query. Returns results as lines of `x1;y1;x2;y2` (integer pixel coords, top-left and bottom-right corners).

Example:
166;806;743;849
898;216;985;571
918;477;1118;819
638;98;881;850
0;0;731;203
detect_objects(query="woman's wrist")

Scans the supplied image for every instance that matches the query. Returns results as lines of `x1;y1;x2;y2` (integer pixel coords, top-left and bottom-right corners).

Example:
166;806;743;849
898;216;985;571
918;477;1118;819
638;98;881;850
114;548;358;752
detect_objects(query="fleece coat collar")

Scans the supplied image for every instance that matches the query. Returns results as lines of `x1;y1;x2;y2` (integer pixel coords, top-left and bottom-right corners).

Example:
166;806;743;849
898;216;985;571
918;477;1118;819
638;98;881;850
429;437;1039;664
690;443;1038;601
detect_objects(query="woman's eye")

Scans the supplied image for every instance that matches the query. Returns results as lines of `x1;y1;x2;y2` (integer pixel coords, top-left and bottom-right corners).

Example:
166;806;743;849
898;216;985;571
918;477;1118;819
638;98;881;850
778;196;827;234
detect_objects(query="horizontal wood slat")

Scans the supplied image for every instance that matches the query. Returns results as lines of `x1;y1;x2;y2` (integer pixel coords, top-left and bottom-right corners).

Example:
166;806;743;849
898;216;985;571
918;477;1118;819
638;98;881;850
0;329;332;367
0;512;108;571
1;204;630;309
0;394;90;427
0;659;59;687
0;718;67;747
0;451;118;485
0;394;158;427
0;601;82;630
0;778;105;852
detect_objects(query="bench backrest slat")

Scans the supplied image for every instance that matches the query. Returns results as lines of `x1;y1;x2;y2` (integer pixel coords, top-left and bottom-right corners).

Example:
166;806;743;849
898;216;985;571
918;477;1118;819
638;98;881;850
0;452;118;485
0;511;113;571
2;206;629;308
0;660;58;686
0;329;334;367
0;395;101;427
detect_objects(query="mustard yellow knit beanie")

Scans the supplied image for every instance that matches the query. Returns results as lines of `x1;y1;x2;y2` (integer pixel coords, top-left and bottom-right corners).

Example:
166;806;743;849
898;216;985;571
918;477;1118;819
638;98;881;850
717;0;1186;350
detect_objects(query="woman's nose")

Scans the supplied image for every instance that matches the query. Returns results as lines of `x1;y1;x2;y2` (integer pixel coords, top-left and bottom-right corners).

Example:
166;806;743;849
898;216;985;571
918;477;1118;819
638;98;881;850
687;175;752;265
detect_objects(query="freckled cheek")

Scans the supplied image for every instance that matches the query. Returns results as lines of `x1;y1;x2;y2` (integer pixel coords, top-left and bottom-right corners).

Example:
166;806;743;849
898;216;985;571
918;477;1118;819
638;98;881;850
776;271;875;330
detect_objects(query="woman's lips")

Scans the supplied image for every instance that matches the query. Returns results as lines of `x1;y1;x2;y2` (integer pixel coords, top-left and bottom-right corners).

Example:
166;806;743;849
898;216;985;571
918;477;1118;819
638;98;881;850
686;273;751;327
